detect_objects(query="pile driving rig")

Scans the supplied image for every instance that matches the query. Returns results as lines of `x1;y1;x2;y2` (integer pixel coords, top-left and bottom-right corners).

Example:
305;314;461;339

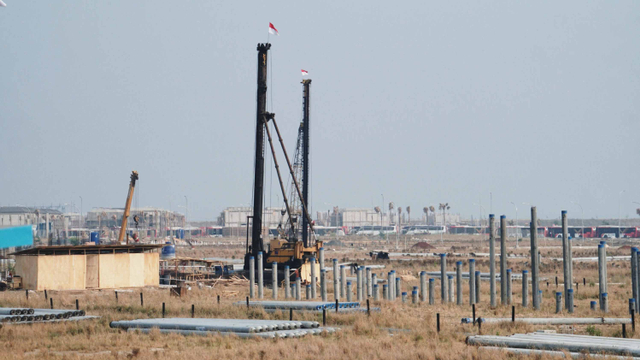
243;43;321;282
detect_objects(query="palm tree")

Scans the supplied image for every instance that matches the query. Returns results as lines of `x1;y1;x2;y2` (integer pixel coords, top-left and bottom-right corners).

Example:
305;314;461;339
374;206;381;226
439;203;450;228
423;207;429;224
389;202;395;224
406;206;411;225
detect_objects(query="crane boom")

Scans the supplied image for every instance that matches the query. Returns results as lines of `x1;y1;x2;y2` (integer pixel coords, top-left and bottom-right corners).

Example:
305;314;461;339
117;171;139;244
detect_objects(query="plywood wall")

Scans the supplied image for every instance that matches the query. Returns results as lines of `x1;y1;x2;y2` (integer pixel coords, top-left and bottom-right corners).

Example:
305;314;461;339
97;254;115;289
36;255;86;291
14;256;38;290
128;253;145;287
144;252;159;286
85;254;99;288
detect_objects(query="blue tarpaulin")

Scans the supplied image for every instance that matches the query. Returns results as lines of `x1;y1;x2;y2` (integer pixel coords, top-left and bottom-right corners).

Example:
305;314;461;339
0;226;34;249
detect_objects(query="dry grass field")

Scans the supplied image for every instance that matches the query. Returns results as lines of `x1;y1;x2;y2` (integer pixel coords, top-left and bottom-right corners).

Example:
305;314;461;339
1;235;638;359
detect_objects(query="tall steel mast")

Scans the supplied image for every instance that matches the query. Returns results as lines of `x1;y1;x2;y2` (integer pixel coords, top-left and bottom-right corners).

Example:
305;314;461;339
301;79;311;247
248;43;271;262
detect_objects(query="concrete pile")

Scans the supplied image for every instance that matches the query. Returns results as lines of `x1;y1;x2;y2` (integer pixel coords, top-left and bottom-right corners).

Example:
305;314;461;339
468;332;640;358
110;318;338;338
235;300;379;313
0;307;96;324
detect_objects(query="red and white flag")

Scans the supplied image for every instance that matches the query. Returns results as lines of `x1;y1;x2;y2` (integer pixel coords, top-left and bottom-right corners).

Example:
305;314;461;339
301;69;309;76
268;23;279;36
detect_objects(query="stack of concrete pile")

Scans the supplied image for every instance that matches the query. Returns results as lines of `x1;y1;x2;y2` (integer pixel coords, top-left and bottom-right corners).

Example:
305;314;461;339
468;332;640;358
110;318;339;338
0;307;97;324
236;301;376;312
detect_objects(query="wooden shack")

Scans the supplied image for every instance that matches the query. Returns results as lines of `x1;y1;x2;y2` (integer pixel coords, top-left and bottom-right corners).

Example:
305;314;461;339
12;244;162;291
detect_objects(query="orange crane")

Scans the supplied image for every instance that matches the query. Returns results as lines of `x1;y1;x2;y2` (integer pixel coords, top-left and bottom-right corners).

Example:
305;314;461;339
117;171;139;244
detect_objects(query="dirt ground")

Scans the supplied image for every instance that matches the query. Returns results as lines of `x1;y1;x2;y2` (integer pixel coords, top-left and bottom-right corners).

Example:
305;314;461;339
0;234;638;359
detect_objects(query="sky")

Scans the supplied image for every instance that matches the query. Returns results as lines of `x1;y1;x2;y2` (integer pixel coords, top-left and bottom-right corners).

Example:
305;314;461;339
0;1;639;222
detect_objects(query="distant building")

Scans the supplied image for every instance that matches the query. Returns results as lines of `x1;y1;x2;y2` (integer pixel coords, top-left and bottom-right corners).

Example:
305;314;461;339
217;207;289;229
85;207;184;231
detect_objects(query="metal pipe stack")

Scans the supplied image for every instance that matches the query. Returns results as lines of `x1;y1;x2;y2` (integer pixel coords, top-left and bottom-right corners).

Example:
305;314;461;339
395;276;402;299
112;318;337;339
468;332;640;358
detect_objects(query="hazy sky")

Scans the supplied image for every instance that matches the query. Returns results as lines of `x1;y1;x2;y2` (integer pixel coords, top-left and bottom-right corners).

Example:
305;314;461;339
1;1;639;221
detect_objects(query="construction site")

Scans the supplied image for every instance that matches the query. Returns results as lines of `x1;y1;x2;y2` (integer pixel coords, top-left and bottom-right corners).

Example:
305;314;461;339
2;2;640;360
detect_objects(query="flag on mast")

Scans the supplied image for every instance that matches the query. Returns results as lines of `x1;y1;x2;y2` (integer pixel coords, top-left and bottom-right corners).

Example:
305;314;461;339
301;69;309;76
268;23;279;36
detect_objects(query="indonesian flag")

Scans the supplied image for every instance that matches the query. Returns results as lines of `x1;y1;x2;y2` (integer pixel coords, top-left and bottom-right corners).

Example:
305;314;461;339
268;23;279;36
301;69;309;76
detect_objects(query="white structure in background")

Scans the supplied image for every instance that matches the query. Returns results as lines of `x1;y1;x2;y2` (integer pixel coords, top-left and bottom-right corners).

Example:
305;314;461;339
86;207;184;233
0;206;63;238
217;207;289;229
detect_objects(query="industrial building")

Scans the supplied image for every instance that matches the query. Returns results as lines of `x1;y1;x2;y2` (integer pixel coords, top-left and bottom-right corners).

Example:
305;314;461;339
12;244;162;291
217;207;288;229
